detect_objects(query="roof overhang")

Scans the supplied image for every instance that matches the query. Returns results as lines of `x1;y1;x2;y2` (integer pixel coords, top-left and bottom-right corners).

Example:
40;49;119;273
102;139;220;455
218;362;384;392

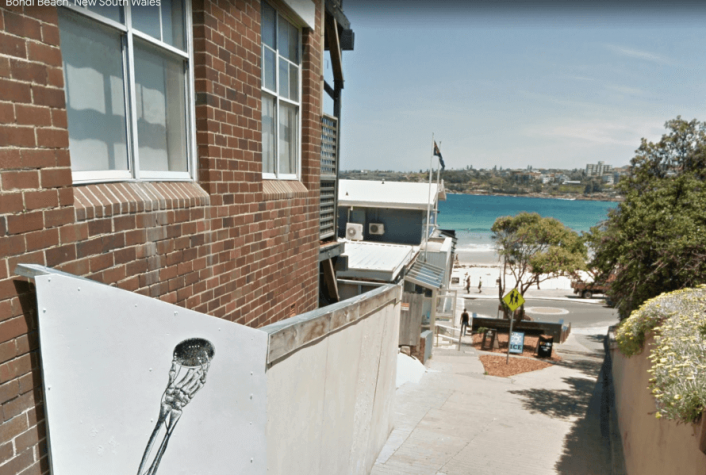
338;179;445;212
282;0;316;29
336;241;417;282
337;200;431;211
404;260;445;290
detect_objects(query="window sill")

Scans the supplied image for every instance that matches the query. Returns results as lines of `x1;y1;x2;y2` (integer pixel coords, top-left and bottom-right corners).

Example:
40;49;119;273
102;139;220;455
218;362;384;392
262;180;309;201
73;181;210;221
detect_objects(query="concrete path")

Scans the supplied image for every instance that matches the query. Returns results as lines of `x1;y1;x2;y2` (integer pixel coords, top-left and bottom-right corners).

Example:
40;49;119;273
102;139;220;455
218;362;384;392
372;330;613;475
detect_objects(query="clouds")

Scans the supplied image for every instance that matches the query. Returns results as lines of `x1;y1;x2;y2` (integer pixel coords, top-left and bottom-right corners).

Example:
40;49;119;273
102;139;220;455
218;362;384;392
603;44;670;64
526;117;665;146
604;84;647;96
337;10;706;172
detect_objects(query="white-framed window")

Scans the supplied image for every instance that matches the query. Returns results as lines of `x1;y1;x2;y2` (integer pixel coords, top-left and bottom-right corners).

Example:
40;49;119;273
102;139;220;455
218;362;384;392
57;1;196;184
261;1;301;180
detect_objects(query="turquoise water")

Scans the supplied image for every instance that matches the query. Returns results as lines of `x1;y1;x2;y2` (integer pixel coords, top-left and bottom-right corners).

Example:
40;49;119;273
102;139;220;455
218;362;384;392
437;194;618;252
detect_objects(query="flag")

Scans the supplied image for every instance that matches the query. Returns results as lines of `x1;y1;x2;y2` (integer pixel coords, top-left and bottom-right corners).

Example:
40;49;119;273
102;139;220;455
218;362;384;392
433;141;445;171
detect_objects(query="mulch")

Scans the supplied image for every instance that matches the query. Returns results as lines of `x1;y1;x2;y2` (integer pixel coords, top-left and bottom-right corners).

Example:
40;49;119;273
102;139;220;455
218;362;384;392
471;332;562;377
479;355;553;377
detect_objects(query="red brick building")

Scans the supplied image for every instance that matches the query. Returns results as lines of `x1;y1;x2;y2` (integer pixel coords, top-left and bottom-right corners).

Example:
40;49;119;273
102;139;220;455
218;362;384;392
0;0;352;472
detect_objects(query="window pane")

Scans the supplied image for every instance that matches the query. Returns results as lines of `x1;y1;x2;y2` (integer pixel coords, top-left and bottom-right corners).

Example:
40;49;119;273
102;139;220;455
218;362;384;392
277;17;289;60
278;102;297;175
58;10;129;172
134;41;188;172
263;47;275;91
261;2;275;49
262;95;275;174
132;5;161;40
288;23;298;63
86;5;124;24
161;0;185;50
289;64;298;102
278;57;289;99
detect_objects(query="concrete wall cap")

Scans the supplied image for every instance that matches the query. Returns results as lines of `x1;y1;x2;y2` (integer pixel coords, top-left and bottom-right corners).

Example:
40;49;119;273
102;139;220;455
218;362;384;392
263;284;401;364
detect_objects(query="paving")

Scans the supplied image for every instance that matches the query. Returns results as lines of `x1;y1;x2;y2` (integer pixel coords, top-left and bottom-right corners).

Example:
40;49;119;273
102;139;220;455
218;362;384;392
371;328;615;475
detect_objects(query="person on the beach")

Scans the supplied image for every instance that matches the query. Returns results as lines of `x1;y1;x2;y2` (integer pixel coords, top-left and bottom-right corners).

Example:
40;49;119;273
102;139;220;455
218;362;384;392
478;277;482;293
461;308;470;336
465;275;471;293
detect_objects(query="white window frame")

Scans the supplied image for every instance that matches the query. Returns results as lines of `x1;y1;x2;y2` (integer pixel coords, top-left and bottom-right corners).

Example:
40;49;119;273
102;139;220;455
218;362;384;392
61;2;197;185
261;2;302;181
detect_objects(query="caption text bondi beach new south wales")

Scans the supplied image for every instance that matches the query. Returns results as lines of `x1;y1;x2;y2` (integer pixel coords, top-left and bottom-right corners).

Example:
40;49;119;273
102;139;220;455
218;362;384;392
1;1;706;475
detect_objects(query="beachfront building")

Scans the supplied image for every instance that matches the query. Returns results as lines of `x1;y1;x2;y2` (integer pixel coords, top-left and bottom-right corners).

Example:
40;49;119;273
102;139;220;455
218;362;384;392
0;1;366;472
337;179;446;245
334;179;456;346
334;179;446;300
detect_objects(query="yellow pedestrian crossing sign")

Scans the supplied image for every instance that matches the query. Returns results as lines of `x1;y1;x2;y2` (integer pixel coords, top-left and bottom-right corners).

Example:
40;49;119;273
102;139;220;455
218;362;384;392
503;288;525;312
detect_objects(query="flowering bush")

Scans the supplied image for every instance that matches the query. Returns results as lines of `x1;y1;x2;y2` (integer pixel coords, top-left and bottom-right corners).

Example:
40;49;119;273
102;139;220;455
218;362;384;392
616;286;706;423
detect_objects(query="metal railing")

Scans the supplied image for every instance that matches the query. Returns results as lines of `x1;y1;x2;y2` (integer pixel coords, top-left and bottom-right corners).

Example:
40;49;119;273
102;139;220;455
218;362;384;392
320;114;339;240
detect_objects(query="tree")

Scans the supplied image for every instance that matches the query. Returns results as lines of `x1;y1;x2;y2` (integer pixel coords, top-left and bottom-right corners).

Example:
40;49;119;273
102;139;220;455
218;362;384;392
492;212;586;321
586;117;706;319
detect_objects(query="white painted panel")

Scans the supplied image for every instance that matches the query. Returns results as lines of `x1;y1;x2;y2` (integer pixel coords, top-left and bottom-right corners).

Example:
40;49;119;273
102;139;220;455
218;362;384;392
265;337;327;474
34;273;268;475
318;321;363;474
348;310;386;475
282;0;316;29
365;303;399;470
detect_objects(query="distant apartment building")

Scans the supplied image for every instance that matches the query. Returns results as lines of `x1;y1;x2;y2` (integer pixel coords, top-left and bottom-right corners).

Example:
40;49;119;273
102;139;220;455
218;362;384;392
586;161;612;177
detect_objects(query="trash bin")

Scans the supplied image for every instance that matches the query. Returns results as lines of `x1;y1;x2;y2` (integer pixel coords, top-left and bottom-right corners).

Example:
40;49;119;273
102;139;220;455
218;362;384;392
537;335;554;358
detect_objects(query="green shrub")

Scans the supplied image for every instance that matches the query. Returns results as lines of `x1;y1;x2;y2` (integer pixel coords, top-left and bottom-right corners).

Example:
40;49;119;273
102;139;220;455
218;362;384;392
477;327;489;334
616;286;706;423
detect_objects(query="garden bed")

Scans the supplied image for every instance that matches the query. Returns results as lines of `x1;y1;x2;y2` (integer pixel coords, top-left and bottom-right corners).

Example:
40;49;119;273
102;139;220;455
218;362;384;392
479;354;553;377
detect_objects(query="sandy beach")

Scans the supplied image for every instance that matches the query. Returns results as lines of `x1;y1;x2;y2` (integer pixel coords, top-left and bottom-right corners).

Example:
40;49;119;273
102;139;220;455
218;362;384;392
453;248;582;292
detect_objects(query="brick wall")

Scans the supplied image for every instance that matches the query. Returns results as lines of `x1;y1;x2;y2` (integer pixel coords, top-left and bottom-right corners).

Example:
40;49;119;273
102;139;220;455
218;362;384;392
0;1;323;473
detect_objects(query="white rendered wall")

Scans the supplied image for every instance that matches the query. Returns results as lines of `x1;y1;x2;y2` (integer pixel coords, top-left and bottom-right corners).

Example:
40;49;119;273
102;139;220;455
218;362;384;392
265;300;400;475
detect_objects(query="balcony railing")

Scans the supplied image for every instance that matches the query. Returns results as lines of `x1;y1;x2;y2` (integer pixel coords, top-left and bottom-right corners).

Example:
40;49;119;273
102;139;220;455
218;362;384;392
320;114;338;240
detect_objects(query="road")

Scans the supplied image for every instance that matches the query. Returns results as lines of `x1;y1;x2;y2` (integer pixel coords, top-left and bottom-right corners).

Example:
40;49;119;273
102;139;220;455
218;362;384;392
461;295;619;330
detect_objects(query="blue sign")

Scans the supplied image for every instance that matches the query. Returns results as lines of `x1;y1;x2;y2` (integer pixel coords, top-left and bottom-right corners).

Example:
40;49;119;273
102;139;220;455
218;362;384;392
509;331;525;354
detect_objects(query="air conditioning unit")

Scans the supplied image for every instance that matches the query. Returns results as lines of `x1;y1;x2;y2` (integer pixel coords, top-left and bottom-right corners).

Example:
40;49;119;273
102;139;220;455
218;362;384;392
369;223;385;235
346;223;364;241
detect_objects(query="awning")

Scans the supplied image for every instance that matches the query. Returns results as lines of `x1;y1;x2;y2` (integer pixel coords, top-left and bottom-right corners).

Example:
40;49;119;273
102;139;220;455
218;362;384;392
405;260;445;290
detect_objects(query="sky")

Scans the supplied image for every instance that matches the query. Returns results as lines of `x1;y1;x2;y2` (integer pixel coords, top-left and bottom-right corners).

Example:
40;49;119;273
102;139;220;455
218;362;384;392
323;1;706;172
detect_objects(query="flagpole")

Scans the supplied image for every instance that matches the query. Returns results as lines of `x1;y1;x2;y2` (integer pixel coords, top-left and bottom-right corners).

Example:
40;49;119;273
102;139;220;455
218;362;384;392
424;133;434;263
434;141;442;230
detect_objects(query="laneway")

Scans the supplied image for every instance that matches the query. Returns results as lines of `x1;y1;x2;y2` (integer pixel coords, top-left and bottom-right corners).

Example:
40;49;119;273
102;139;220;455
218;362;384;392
372;329;615;475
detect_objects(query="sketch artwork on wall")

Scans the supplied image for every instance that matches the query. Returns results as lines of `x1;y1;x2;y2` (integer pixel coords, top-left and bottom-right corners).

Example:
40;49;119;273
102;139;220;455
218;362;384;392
20;264;269;475
138;338;215;475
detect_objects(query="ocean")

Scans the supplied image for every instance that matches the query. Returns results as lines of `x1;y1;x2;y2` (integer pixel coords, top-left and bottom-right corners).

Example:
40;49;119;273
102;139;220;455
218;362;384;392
437;194;618;262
